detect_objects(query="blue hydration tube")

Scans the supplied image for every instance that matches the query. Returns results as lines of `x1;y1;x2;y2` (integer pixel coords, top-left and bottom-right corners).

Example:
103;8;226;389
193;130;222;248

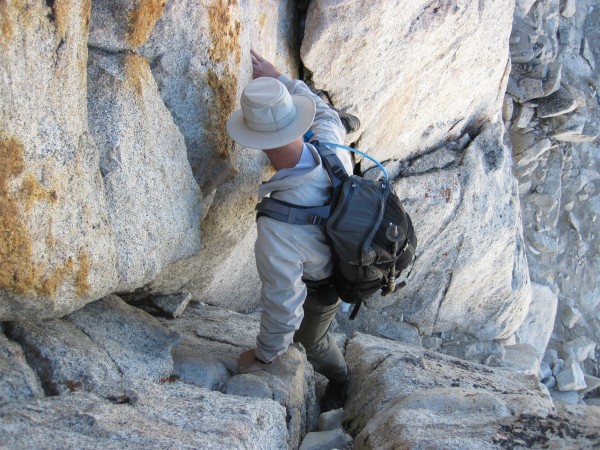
304;130;389;184
318;141;389;185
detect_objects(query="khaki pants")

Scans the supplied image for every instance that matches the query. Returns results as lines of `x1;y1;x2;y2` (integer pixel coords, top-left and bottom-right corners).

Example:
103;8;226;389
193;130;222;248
294;282;348;383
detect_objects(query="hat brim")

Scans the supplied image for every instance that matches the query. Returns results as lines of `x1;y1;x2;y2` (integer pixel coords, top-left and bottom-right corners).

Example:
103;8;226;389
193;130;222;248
226;94;316;149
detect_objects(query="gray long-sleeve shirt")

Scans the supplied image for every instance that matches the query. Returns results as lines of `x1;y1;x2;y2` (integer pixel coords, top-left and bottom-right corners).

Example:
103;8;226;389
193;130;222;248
254;75;352;363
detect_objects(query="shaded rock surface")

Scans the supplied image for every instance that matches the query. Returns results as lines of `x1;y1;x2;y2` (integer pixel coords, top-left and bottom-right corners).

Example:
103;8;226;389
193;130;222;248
0;333;44;402
0;381;288;450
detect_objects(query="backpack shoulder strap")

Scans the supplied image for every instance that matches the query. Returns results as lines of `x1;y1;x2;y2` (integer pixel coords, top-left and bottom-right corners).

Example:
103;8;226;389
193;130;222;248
256;197;330;225
254;141;349;225
312;141;348;206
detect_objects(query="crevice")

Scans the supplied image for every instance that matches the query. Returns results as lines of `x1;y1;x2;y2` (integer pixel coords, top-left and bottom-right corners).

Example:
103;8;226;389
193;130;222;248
87;45;135;56
192;332;245;349
45;0;56;22
370;353;393;372
64;316;126;378
431;236;464;332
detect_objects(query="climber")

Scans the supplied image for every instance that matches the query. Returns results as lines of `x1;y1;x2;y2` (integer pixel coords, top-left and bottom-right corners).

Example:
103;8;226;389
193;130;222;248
226;49;360;411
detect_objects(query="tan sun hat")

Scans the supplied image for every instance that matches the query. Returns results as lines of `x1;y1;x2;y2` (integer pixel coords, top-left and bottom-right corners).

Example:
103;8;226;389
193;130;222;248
226;77;316;150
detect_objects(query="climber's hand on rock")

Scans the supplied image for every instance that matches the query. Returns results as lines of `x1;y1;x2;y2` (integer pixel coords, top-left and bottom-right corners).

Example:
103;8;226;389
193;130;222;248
238;348;267;373
251;49;281;79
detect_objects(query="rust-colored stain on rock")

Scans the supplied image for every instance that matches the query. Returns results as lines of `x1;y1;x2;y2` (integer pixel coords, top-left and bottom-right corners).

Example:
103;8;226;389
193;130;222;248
125;53;150;96
0;134;90;298
51;0;71;42
208;0;241;63
207;68;237;159
20;174;57;211
0;0;14;47
206;0;240;159
128;0;167;48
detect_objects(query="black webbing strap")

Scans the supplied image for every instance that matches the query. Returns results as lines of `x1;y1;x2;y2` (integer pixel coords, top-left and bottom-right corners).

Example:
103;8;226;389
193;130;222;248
255;141;350;225
256;197;330;225
349;299;362;320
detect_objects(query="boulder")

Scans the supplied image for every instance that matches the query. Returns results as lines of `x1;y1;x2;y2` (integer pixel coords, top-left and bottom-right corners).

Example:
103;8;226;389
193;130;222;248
299;429;353;450
515;138;553;167
87;50;202;293
385;123;531;340
147;292;192;318
515;282;558;358
0;333;44;402
172;343;230;391
556;358;586;391
6;318;121;395
561;336;596;363
503;343;541;374
317;408;344;432
301;0;513;164
515;105;535;128
158;302;319;449
0;0;119;320
537;87;578;118
376;322;422;347
224;373;273;399
0;380;288;449
345;333;600;449
344;333;551;436
67;295;180;382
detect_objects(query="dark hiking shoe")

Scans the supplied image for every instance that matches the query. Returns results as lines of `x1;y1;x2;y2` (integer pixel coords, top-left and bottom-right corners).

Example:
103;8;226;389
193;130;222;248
338;112;361;134
320;374;350;412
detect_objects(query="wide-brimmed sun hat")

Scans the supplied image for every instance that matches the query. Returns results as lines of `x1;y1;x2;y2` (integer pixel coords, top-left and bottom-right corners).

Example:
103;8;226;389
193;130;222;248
226;77;316;150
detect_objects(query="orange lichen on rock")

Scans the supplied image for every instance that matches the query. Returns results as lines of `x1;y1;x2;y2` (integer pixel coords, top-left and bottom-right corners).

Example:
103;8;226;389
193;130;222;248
52;0;72;42
20;174;57;211
0;135;40;295
0;134;90;298
208;0;241;64
127;0;166;48
206;0;241;160
0;0;14;47
124;53;150;96
207;68;237;159
76;250;90;296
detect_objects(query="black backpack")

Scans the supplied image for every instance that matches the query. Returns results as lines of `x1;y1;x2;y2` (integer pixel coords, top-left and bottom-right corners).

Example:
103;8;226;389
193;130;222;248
256;141;417;319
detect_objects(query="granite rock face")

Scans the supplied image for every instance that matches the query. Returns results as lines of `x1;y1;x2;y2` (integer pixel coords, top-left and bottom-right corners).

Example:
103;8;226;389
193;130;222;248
0;0;201;320
301;0;513;163
0;381;288;450
87;49;201;292
139;0;301;312
347;123;530;341
0;0;119;320
0;297;316;449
